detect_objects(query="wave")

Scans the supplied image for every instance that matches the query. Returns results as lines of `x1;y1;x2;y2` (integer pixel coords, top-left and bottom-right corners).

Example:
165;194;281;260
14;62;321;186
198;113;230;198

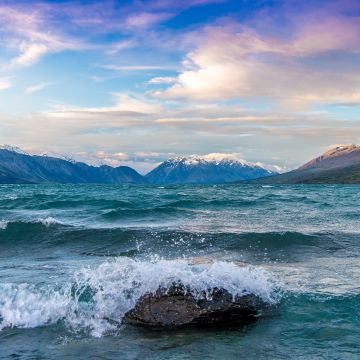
36;217;63;227
0;259;280;337
0;220;71;248
223;231;321;250
99;199;257;218
101;206;183;220
0;198;136;211
163;199;257;208
0;193;312;213
39;199;135;210
0;194;18;200
0;217;64;231
99;199;264;220
1;224;356;260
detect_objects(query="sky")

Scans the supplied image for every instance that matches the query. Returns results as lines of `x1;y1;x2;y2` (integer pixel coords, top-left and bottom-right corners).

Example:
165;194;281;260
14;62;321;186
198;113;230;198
0;0;359;173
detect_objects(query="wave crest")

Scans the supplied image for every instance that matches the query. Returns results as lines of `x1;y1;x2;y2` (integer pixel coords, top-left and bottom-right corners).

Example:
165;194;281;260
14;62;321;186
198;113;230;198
36;217;62;227
0;258;280;337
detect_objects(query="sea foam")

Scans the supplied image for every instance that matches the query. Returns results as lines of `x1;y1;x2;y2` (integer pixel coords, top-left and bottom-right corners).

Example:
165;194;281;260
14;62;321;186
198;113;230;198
36;217;62;227
0;220;8;230
0;258;280;337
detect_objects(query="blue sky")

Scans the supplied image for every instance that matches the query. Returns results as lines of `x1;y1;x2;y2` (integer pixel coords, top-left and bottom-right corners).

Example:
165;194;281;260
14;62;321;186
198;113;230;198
0;0;359;173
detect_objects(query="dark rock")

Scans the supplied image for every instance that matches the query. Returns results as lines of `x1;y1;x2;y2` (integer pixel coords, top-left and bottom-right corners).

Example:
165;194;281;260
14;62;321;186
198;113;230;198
123;282;266;328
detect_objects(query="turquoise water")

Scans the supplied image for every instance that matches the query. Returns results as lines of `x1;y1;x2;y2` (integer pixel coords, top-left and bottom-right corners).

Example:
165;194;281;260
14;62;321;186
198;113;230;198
0;184;359;359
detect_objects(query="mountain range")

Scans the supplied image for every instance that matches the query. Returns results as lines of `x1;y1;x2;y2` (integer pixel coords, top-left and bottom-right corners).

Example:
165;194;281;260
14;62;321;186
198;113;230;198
0;147;276;184
1;144;359;185
0;146;145;184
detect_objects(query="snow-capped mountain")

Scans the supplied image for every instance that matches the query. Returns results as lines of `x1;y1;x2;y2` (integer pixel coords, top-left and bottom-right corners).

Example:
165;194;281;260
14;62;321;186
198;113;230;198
145;153;278;184
0;147;281;185
0;144;30;155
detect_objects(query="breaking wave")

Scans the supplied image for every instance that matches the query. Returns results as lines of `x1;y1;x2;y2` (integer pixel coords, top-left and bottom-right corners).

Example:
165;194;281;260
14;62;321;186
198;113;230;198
0;258;280;337
36;217;63;227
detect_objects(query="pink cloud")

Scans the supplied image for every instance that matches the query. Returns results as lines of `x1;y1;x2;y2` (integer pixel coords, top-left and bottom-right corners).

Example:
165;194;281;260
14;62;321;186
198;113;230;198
124;11;173;29
294;11;360;56
0;4;86;68
153;6;360;106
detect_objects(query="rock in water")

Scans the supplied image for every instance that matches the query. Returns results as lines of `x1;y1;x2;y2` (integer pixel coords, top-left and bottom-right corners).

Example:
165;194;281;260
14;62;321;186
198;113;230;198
123;282;266;328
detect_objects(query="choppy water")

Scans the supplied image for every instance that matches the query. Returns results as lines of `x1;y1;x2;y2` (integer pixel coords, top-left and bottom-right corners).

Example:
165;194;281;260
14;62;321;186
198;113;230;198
0;184;359;359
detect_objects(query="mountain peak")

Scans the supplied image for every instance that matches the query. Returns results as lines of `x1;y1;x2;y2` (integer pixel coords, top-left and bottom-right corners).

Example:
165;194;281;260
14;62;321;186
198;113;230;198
323;144;360;157
166;153;254;167
0;145;29;155
299;144;360;170
147;153;277;184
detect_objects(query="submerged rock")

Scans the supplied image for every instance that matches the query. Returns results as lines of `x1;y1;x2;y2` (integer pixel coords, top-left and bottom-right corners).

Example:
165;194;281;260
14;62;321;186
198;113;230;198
123;282;266;328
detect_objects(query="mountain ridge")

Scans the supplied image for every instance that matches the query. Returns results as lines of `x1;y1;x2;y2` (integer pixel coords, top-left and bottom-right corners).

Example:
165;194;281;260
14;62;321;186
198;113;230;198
0;148;145;184
251;144;360;184
146;154;277;184
299;144;360;170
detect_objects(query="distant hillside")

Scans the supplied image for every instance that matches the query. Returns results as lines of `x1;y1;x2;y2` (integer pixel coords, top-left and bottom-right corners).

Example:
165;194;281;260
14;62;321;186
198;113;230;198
0;165;30;184
146;154;278;184
253;145;360;184
299;144;360;171
0;147;145;184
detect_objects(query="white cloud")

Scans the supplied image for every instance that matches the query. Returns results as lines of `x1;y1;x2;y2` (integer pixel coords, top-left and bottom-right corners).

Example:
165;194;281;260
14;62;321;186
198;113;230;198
47;92;164;119
56;150;164;174
148;76;177;84
101;93;164;114
1;97;359;172
135;151;161;157
124;12;172;30
11;43;49;68
102;65;170;71
25;82;52;94
0;5;85;69
106;39;136;55
0;78;11;91
154;19;360;107
94;150;129;166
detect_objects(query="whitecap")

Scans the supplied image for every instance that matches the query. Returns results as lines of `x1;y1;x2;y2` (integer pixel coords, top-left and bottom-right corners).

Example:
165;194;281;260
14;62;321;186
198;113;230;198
0;220;8;230
36;217;62;227
2;195;18;200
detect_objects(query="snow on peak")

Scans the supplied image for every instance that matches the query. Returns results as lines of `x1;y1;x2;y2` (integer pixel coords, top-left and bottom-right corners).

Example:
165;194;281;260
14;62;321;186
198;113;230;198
324;144;360;157
165;153;279;172
0;145;80;164
201;153;249;165
0;145;29;155
254;162;285;173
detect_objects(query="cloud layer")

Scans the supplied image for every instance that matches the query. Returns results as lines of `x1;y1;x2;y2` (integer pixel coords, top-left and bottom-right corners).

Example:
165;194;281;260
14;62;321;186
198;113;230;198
0;0;359;171
156;16;360;107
